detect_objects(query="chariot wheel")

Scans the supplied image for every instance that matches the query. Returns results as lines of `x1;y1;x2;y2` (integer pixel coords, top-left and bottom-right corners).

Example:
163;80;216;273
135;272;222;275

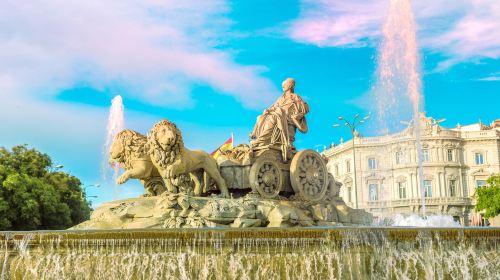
249;157;283;199
290;149;328;202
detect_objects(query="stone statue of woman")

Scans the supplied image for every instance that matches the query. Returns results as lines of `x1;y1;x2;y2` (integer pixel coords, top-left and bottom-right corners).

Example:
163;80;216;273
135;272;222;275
250;78;309;161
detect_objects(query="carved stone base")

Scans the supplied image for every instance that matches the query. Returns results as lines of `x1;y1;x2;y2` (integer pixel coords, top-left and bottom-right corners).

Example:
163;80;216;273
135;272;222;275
72;194;373;229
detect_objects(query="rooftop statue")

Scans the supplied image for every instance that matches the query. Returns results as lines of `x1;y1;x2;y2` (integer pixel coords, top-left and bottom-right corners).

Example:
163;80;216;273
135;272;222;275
250;78;309;161
75;78;372;229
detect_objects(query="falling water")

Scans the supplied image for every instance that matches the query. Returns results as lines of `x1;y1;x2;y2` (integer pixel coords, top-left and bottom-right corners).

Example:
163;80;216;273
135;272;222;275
374;0;426;215
101;95;126;198
1;228;498;279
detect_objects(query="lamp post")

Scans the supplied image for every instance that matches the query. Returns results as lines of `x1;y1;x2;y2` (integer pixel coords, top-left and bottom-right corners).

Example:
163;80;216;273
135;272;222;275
333;114;370;209
81;184;100;201
50;164;64;172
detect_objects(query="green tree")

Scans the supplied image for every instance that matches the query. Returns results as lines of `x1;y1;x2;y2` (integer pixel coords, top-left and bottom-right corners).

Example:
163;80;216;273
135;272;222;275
0;145;91;230
475;174;500;219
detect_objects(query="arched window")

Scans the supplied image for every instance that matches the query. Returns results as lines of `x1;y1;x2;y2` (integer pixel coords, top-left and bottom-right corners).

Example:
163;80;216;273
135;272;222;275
398;181;407;199
369;184;378;201
395;151;403;165
475;153;484;165
447;149;454;162
424;180;432;197
422;149;430;162
449;180;457;197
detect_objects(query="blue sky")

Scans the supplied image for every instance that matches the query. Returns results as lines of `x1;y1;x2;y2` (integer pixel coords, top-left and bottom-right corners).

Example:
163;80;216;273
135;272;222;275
0;0;499;205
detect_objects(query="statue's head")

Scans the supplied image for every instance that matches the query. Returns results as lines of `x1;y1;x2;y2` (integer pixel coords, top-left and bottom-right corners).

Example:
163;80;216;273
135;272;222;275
282;78;295;92
146;119;184;167
147;120;183;152
109;130;147;164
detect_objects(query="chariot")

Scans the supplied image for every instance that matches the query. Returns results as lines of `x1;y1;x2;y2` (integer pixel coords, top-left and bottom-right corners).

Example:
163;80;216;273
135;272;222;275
219;148;330;202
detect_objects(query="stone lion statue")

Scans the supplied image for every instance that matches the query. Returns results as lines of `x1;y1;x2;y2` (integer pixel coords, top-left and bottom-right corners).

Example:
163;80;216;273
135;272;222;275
146;119;230;198
109;130;167;196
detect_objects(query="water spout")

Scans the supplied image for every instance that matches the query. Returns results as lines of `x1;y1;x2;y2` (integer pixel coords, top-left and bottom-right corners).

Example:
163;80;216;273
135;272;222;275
374;0;426;215
101;95;126;198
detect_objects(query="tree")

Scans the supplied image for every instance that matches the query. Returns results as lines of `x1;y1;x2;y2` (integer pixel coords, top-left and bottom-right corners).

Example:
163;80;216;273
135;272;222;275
475;174;500;219
0;145;91;230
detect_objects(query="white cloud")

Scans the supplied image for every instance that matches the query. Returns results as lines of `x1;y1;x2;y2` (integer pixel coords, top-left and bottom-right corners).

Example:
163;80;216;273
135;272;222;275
289;0;500;68
0;0;277;108
476;72;500;81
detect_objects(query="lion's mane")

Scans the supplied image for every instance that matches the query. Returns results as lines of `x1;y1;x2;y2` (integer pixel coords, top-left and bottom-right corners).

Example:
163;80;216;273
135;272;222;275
111;130;148;169
146;119;184;169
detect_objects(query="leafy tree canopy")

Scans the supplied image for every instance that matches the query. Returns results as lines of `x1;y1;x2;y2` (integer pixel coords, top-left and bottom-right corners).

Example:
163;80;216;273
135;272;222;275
0;145;91;230
475;174;500;219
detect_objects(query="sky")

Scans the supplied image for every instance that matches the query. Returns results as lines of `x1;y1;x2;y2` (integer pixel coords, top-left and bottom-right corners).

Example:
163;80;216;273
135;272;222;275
0;0;499;206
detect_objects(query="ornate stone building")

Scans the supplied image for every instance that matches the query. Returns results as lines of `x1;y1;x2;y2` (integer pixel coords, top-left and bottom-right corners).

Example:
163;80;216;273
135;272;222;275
323;114;500;225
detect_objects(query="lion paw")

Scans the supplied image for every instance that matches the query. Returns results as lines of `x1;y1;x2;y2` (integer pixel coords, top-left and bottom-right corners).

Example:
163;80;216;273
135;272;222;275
117;175;128;184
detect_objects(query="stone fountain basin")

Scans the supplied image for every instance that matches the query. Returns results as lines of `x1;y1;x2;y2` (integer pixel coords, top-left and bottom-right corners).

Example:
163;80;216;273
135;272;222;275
1;227;499;279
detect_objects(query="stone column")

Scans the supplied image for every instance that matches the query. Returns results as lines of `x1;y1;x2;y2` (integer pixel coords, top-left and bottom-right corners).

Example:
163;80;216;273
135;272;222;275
409;173;414;198
443;172;448;198
437;172;442;197
414;172;420;198
458;170;464;197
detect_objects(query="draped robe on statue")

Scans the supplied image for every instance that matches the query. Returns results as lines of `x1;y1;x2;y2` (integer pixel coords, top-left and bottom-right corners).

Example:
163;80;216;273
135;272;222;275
250;92;309;161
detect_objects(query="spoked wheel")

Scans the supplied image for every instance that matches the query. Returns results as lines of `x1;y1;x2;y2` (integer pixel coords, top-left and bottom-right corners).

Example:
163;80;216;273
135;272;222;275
290;149;328;202
249;157;283;199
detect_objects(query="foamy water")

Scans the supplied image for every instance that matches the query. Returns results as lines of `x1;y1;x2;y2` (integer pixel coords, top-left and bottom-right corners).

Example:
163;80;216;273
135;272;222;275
374;214;462;227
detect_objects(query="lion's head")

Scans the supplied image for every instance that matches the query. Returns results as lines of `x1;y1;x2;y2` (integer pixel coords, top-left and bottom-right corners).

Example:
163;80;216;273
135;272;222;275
109;130;148;168
147;119;184;168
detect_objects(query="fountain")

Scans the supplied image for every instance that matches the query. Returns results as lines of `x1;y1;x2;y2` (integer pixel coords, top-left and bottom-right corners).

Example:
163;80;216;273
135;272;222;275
1;77;498;279
1;228;498;279
0;2;498;278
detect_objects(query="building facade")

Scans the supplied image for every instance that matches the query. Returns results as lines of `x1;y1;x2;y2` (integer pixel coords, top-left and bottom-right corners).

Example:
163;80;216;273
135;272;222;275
323;114;500;225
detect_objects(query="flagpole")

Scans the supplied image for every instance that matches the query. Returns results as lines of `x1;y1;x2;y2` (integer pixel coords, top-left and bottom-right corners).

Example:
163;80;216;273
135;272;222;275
231;132;234;148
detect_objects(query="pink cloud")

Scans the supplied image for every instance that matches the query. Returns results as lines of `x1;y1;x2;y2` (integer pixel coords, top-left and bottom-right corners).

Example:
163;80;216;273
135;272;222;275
289;0;500;68
0;0;277;108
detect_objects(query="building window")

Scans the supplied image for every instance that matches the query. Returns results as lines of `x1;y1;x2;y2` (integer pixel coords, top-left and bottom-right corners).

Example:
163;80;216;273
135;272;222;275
398;182;406;199
347;186;352;202
368;158;377;170
449;180;457;197
424;180;432;197
334;164;339;176
422;149;430;162
346;160;351;173
369;184;378;201
447;149;453;162
475;153;484;165
395;151;403;165
476;180;486;188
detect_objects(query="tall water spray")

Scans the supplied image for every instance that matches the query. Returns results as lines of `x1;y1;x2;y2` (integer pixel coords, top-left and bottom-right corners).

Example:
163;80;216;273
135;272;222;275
102;95;126;198
374;0;426;214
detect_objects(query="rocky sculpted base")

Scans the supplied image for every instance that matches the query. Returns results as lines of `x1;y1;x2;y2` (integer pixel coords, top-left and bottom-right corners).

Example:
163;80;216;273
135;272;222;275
72;193;372;229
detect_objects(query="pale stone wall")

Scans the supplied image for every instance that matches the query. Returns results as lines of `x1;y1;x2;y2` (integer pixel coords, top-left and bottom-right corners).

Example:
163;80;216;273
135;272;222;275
323;116;500;225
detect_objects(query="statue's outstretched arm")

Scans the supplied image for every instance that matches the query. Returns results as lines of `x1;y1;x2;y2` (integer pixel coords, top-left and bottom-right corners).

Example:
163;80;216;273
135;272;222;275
292;116;308;133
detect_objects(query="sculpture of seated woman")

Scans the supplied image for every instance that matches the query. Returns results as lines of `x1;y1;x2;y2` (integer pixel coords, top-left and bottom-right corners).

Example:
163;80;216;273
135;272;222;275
250;78;309;161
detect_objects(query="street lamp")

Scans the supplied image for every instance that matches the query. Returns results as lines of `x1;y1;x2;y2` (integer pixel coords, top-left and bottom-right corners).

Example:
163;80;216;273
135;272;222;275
50;164;64;172
332;113;370;209
81;184;100;200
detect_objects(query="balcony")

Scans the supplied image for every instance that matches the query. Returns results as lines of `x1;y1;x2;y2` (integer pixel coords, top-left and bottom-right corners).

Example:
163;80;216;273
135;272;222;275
364;197;473;208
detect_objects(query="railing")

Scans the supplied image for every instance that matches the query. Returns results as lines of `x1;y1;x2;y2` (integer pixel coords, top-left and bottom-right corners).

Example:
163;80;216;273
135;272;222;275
323;128;500;156
364;197;473;208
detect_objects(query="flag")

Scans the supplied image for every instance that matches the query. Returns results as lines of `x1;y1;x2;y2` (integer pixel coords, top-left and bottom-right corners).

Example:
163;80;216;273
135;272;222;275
210;134;234;159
